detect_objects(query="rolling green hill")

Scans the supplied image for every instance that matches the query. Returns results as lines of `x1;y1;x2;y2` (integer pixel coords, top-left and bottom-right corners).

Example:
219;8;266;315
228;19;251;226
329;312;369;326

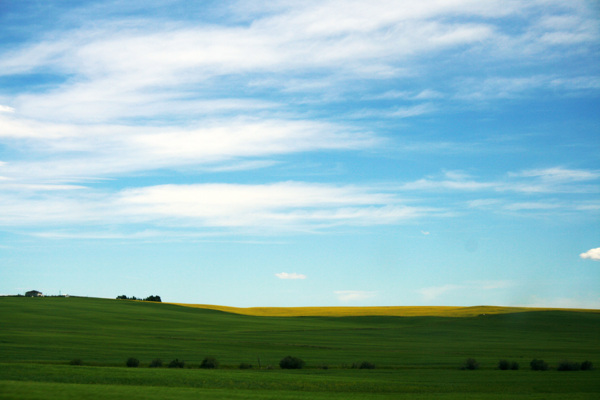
1;296;599;367
1;296;599;399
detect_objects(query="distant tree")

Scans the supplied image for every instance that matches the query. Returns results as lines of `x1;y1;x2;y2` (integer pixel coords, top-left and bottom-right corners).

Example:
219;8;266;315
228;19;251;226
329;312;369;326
239;362;253;369
581;360;593;371
116;295;128;300
530;359;549;371
461;358;479;370
557;360;581;371
200;356;219;369
126;357;140;368
358;361;376;369
149;358;163;368
144;295;162;302
279;356;305;369
168;358;185;368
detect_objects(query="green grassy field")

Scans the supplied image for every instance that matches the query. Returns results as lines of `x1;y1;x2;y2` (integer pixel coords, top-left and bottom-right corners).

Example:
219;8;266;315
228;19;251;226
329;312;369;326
1;297;599;399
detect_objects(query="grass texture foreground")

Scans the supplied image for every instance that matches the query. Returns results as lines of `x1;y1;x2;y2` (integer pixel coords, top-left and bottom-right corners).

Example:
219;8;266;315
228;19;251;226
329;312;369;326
1;297;599;399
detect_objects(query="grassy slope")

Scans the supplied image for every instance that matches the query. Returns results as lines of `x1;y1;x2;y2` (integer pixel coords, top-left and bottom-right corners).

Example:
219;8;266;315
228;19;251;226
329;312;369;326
1;297;599;399
1;297;599;367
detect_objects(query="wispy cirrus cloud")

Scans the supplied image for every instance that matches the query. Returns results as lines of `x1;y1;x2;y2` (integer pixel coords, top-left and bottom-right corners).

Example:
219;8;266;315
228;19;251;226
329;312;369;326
0;1;598;240
0;114;377;182
400;167;600;195
0;181;434;233
275;272;306;280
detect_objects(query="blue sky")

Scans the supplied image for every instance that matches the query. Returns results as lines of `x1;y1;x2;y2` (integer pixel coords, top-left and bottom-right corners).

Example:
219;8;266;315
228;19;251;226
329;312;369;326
1;0;599;308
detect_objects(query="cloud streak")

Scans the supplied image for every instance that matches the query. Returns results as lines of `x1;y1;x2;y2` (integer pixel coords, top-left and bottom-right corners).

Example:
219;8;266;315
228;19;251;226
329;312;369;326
275;272;307;280
335;290;377;302
0;181;433;233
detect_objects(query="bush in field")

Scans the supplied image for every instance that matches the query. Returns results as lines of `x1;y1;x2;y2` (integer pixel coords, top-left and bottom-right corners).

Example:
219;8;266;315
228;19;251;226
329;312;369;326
69;358;83;366
461;358;479;370
498;360;519;370
239;362;253;369
359;361;376;369
530;359;549;371
200;356;219;369
557;360;581;371
168;358;185;368
279;355;305;369
149;358;163;368
581;360;593;371
126;357;140;367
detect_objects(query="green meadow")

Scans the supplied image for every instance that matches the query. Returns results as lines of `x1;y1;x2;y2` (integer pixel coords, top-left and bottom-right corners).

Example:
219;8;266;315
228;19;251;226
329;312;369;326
1;297;599;399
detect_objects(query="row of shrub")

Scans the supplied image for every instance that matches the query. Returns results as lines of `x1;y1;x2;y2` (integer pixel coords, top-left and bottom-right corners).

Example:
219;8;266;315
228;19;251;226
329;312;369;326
124;357;219;369
532;359;594;371
72;357;592;371
461;358;593;371
70;356;376;370
116;295;162;302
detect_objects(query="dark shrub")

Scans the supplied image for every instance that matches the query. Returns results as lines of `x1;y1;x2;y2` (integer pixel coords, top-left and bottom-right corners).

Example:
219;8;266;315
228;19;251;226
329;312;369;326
461;358;479;370
279;355;305;369
70;358;83;366
359;361;376;369
239;362;253;369
498;360;519;370
200;356;219;369
530;359;549;371
149;358;163;368
581;360;593;371
168;358;185;368
557;360;581;371
126;357;140;368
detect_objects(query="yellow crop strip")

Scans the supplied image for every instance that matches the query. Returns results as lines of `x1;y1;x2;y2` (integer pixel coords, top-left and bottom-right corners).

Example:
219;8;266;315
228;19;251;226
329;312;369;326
167;303;599;317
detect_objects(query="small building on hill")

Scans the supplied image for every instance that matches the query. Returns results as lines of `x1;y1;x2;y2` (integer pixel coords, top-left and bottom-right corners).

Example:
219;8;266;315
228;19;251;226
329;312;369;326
25;290;43;297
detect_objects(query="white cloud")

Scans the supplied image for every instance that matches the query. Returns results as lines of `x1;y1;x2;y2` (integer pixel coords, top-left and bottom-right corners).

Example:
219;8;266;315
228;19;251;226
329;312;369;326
115;182;426;229
0;105;14;113
0;115;377;182
0;181;434;232
334;290;377;302
580;248;600;261
275;272;306;280
1;0;594;126
392;103;436;118
512;167;600;183
399;167;600;196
